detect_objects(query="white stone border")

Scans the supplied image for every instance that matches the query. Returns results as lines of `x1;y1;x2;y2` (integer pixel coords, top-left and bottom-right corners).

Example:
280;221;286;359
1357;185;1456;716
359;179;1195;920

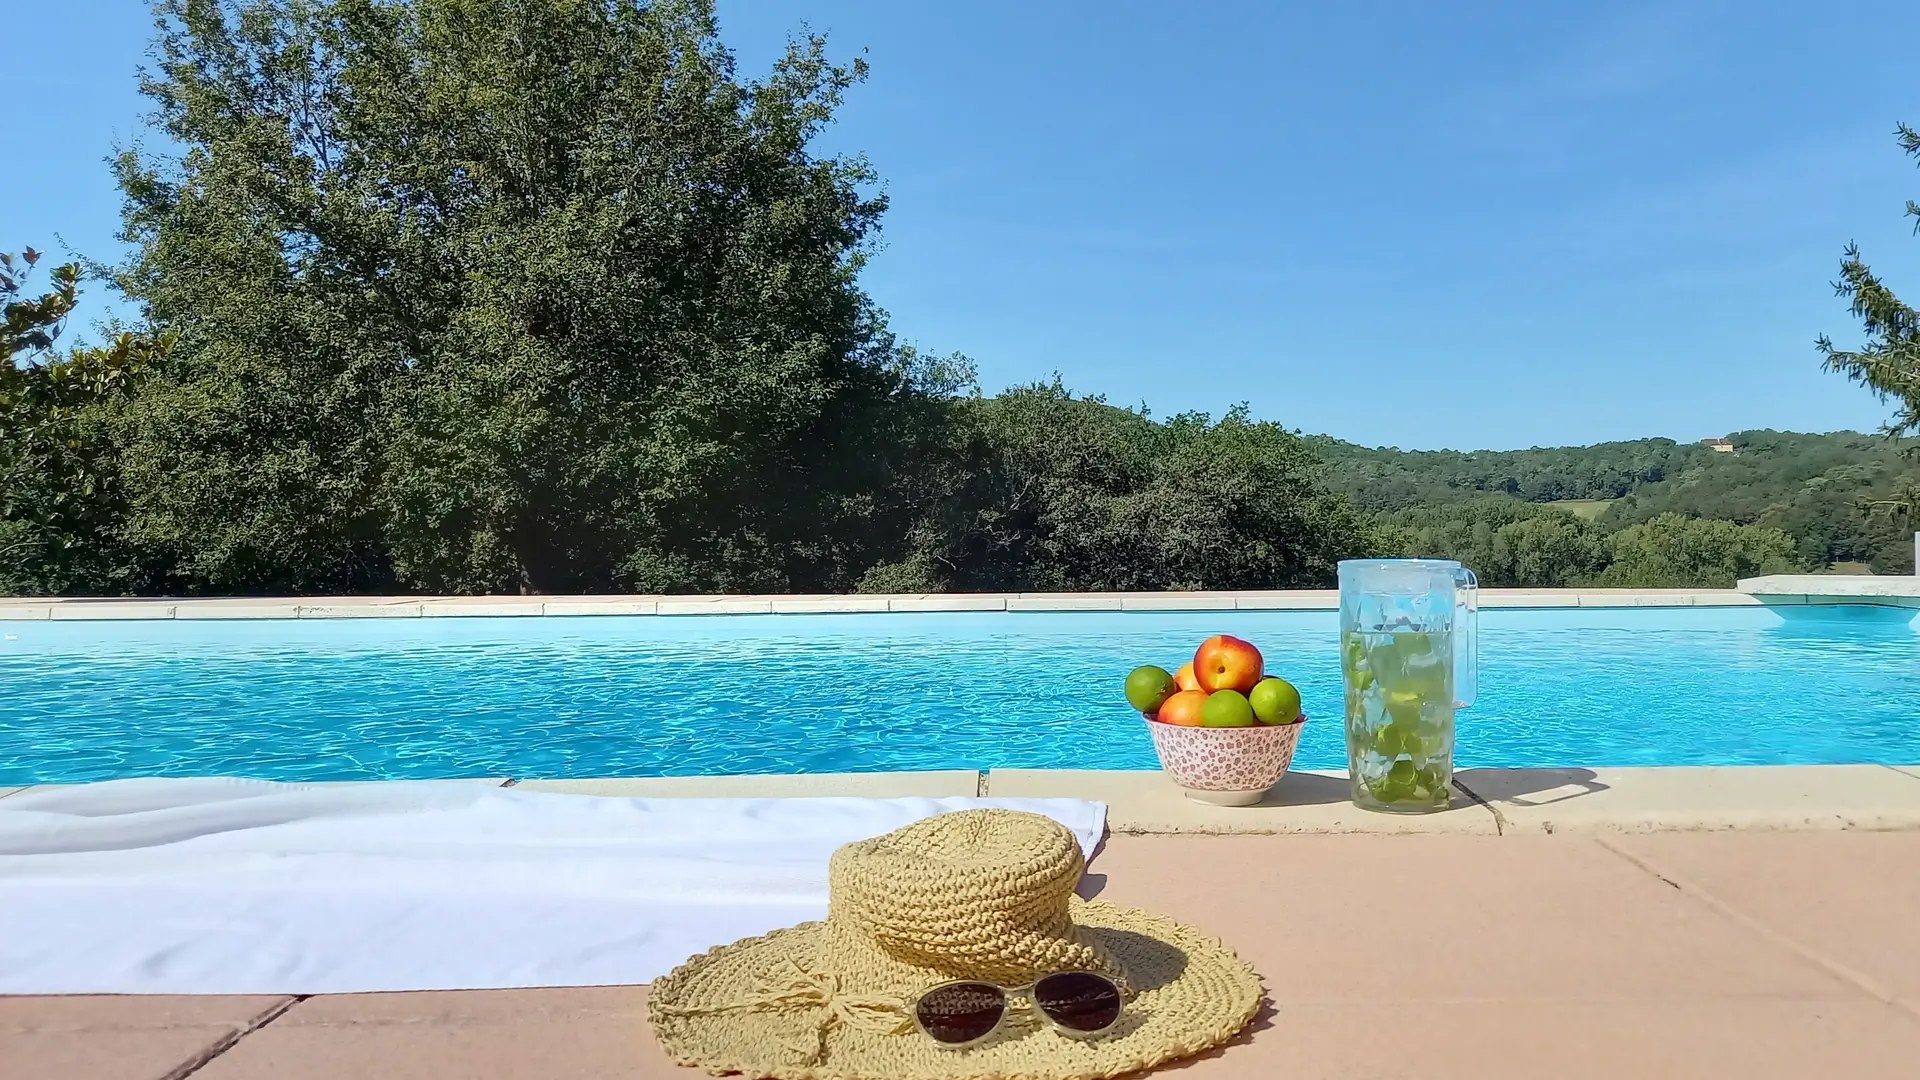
0;588;1795;620
7;765;1920;835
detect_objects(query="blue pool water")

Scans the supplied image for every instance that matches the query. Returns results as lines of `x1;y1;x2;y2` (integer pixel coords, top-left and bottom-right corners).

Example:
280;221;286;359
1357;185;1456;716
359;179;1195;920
1;605;1916;784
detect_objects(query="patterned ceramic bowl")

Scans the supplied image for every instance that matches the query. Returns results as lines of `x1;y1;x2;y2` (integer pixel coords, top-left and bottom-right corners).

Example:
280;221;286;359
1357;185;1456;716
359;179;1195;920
1144;714;1307;806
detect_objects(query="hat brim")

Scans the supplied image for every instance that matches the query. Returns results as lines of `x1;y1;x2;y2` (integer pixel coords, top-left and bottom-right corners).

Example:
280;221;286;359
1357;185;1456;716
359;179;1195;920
649;896;1263;1080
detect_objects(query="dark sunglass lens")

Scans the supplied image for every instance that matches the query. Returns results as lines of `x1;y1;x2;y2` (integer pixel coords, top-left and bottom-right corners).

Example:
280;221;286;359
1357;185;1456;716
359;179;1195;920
1033;972;1123;1033
916;982;1006;1044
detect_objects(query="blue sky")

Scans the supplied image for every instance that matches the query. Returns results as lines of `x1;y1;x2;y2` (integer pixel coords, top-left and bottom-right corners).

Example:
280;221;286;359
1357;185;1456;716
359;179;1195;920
5;1;1918;449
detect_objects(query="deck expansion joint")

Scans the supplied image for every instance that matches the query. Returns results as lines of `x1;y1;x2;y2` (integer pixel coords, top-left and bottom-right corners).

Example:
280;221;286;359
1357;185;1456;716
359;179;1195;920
160;994;307;1080
1593;835;1897;1004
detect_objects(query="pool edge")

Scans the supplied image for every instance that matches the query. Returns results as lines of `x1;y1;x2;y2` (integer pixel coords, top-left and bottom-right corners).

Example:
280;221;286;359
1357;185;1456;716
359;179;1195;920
6;587;1888;621
8;765;1920;835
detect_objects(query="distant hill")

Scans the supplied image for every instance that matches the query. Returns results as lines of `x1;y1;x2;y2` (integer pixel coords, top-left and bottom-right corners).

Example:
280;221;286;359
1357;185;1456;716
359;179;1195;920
1308;430;1920;574
1304;435;1709;510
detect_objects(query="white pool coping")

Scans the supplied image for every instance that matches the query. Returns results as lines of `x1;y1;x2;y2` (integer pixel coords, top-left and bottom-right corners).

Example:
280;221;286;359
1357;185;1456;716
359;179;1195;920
7;765;1920;835
0;587;1861;620
1738;574;1920;607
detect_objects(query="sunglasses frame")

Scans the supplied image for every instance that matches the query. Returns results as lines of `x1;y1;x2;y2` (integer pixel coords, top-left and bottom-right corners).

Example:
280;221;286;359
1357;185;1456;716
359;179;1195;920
909;970;1125;1050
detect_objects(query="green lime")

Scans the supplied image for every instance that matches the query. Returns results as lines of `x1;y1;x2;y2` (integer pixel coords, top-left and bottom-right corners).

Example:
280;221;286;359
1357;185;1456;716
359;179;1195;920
1414;765;1446;798
1385;689;1424;728
1369;760;1419;803
1200;689;1257;727
1248;677;1302;725
1123;665;1177;713
1375;723;1412;758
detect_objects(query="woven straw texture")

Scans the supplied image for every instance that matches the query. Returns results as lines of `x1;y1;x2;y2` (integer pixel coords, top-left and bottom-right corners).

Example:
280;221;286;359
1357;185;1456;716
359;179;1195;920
649;809;1262;1080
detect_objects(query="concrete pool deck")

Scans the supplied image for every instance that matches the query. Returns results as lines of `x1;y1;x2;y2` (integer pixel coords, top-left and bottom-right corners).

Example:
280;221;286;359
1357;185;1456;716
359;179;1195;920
8;822;1920;1078
7;768;1920;1078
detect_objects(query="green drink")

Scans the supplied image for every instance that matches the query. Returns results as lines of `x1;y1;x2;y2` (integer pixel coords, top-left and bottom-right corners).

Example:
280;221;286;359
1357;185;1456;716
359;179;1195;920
1342;629;1456;812
1337;559;1478;814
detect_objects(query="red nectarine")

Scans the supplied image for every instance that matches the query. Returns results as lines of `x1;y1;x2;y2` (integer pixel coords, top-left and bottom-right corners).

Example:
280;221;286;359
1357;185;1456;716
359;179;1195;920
1194;634;1264;694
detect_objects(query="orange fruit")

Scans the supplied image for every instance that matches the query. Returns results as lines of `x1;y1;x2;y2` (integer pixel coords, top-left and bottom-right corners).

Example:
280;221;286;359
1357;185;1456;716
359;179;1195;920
1172;661;1202;693
1155;689;1210;727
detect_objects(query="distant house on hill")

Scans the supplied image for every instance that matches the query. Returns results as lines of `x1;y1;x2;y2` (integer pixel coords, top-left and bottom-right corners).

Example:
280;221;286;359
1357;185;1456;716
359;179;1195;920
1700;437;1735;453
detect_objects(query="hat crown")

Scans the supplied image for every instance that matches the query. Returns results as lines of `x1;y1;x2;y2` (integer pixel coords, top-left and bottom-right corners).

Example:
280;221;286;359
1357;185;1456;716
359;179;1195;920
827;810;1118;985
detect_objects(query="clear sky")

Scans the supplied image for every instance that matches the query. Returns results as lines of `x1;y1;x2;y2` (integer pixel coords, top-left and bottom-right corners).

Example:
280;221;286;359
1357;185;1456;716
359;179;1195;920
5;1;1918;449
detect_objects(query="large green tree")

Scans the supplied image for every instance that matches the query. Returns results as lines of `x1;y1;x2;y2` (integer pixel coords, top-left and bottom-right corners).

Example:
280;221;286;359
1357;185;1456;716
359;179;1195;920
1819;123;1920;442
112;0;933;593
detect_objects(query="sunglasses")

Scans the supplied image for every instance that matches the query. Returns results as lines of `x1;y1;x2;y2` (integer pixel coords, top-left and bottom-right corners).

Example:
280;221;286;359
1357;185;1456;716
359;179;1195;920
910;970;1124;1048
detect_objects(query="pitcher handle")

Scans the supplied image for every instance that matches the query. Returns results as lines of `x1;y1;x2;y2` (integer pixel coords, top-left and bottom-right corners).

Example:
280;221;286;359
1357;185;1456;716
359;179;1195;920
1454;567;1478;708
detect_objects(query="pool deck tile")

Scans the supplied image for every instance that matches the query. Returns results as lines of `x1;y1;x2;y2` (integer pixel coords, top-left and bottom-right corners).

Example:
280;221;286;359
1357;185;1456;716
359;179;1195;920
1475;590;1574;607
46;601;178;620
0;994;295;1080
175;601;305;619
1232;590;1340;609
188;987;652;1080
542;598;661;616
768;594;892;613
1605;830;1920;1005
1568;589;1694;607
1455;765;1920;834
985;767;1499;834
654;597;775;615
1081;833;1915;1076
0;604;52;620
1217;999;1920;1078
884;594;1009;611
1741;573;1920;601
1116;593;1241;610
419;599;545;617
296;602;424;618
1007;595;1124;611
510;770;982;799
1095;833;1864;1002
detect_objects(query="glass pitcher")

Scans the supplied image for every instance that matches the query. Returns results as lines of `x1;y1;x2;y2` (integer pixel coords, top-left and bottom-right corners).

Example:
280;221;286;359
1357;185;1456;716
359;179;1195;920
1338;559;1478;813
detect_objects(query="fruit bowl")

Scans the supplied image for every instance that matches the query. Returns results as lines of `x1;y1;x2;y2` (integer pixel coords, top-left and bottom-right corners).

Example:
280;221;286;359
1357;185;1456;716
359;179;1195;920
1144;713;1306;806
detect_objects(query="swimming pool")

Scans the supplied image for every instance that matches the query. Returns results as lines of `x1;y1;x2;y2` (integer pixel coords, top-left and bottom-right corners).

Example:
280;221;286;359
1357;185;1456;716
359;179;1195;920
1;605;1916;784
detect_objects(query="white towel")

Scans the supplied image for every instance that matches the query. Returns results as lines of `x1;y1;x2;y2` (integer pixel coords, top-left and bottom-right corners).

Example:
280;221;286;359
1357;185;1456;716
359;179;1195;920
0;778;1107;995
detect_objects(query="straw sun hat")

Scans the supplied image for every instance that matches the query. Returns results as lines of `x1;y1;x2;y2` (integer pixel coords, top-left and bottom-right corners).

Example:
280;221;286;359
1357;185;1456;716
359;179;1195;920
649;809;1263;1080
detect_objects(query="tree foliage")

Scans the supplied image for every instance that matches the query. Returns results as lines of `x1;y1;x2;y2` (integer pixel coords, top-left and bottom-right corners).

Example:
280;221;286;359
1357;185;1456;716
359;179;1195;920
1374;499;1610;588
1595;514;1801;589
863;383;1379;592
109;0;935;594
1818;122;1920;441
1310;435;1701;512
1323;429;1920;575
1;251;168;593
